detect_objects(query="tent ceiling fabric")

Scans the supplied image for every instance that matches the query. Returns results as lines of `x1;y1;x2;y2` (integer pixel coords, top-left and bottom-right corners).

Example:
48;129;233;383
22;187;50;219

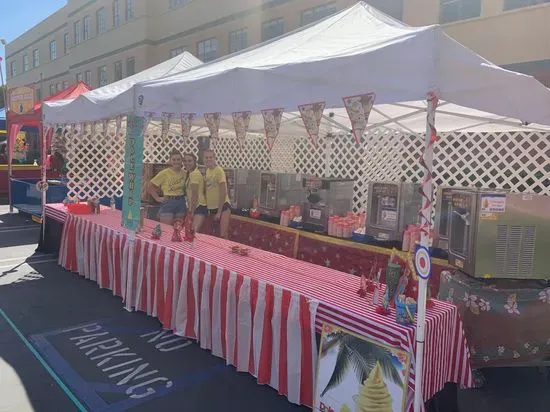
134;2;550;129
42;52;202;124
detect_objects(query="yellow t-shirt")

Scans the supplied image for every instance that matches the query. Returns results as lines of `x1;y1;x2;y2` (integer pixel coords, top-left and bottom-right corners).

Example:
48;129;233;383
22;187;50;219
186;168;207;207
205;166;230;210
150;168;186;197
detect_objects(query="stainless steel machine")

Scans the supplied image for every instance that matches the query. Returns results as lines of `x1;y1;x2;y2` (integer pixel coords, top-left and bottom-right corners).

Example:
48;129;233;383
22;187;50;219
302;177;355;233
366;181;422;242
258;172;305;218
224;168;262;212
448;190;550;280
434;186;472;250
435;186;509;250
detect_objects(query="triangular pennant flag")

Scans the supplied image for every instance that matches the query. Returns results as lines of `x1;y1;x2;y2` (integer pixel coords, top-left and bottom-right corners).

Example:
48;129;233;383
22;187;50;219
261;108;284;151
232;111;251;149
90;121;98;135
115;116;123;136
204;112;221;148
342;92;376;145
180;113;195;141
102;119;109;136
298;102;325;148
161;112;174;140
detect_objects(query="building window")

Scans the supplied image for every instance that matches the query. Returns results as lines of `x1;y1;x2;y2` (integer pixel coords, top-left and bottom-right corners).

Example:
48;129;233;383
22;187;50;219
126;0;135;19
114;61;123;81
170;47;186;58
10;61;17;77
85;70;92;86
56;83;62;92
23;55;29;72
74;21;81;44
504;0;550;10
197;38;218;62
98;65;108;86
229;28;248;53
170;0;186;7
63;81;68;90
113;0;121;27
64;33;69;54
83;15;91;40
76;72;83;82
50;40;57;60
97;8;106;34
300;3;337;26
360;0;403;20
126;57;135;76
36;88;42;102
33;49;40;67
50;84;56;96
262;18;284;41
440;0;481;24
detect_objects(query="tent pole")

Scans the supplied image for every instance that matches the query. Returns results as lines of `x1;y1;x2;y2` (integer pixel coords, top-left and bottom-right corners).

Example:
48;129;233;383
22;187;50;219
40;74;47;242
414;93;438;412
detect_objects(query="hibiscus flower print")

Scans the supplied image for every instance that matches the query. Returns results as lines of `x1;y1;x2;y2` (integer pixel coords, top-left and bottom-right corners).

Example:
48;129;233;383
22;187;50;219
504;294;520;315
531;347;539;355
464;293;480;315
513;351;520;359
483;356;490;363
497;346;505;356
524;342;530;349
446;287;455;304
478;298;491;312
538;289;550;304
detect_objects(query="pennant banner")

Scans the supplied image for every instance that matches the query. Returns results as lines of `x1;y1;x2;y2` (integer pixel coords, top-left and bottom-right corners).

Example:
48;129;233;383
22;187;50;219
91;121;98;136
143;112;154;136
204;112;221;148
261;108;284;152
161;112;174;140
298;102;325;148
102;119;109;135
115;116;123;136
342;92;376;145
180;113;195;140
232;111;251;149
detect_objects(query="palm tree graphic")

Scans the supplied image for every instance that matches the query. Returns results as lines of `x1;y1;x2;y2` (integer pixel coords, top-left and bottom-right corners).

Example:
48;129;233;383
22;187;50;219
320;331;403;396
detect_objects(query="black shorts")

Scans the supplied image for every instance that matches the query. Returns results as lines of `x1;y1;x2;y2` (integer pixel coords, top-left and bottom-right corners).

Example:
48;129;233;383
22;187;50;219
195;205;208;216
208;202;231;215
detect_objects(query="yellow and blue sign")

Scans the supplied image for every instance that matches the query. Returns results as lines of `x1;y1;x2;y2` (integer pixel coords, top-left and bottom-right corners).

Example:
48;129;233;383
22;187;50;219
122;115;145;231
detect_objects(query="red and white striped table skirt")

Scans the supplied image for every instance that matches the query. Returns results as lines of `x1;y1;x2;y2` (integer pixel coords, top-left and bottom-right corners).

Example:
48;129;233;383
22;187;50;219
49;204;473;410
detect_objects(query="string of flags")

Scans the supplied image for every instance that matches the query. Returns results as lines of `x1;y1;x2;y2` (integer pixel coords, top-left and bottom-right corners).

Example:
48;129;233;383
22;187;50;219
45;93;376;152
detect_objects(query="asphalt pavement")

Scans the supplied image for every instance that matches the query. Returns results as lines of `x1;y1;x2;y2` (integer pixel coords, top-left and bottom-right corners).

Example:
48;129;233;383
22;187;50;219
0;205;548;411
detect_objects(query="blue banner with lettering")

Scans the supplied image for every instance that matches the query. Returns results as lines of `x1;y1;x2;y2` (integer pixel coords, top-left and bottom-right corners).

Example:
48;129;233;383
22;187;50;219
122;115;145;231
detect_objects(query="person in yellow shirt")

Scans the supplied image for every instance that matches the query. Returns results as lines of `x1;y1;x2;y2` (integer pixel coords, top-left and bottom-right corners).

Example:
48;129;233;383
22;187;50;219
183;152;207;232
204;149;231;239
148;149;187;225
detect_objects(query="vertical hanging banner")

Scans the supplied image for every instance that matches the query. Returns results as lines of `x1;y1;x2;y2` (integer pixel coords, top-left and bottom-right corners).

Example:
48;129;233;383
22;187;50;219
261;108;284;151
161;112;174;140
122;115;146;231
204;112;221;148
343;92;376;145
298;101;325;148
180;113;195;141
232;111;251;149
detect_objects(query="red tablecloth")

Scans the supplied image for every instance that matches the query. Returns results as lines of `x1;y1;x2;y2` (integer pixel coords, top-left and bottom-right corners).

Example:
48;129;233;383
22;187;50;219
48;204;473;410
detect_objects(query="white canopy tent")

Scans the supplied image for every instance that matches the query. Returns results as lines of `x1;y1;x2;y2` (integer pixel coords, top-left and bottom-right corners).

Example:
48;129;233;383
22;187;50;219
42;52;202;124
40;2;550;411
129;3;550;411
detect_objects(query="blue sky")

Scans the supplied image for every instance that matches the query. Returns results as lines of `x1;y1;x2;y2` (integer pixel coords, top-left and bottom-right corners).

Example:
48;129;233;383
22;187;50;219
1;0;67;80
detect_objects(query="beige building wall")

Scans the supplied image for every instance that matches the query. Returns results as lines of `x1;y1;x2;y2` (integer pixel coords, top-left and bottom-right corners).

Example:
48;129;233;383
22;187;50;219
6;0;550;99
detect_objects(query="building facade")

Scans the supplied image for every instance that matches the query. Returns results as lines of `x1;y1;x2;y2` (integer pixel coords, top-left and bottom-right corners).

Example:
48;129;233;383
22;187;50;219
5;0;550;101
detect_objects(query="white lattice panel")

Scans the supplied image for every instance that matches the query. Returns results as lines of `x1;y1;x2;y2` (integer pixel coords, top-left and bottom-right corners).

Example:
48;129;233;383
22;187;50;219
64;116;550;213
215;134;271;170
143;123;198;163
66;122;125;199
